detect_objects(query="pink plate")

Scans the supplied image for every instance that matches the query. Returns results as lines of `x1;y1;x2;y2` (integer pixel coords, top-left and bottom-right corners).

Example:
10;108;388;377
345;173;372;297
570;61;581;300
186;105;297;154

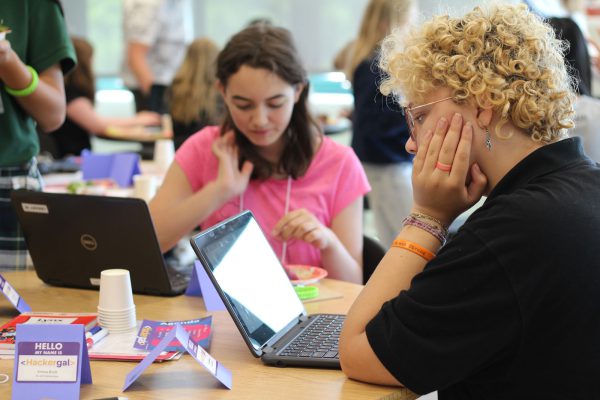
284;264;328;285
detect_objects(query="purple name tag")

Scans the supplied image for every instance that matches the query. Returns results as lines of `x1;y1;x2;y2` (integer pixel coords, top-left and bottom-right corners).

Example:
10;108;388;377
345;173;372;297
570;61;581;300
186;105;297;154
123;324;232;391
12;324;92;400
184;261;226;311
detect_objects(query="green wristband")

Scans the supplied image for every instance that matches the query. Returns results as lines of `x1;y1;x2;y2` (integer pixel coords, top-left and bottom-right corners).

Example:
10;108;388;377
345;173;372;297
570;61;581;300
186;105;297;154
5;65;39;97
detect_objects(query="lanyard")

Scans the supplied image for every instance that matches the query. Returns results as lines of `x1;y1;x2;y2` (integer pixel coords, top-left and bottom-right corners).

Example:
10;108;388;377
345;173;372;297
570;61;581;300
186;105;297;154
240;175;292;265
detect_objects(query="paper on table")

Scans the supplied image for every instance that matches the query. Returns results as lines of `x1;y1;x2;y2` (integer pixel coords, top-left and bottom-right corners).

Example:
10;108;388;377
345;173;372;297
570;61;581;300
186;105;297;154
88;321;181;362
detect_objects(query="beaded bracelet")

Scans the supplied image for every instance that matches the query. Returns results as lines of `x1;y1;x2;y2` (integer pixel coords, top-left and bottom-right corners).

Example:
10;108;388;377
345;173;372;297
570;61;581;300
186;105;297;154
402;215;448;245
5;65;39;97
391;239;435;261
410;212;448;231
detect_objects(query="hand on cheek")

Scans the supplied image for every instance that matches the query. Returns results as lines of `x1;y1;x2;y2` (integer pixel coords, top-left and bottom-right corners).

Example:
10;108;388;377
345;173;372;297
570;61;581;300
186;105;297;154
411;113;487;226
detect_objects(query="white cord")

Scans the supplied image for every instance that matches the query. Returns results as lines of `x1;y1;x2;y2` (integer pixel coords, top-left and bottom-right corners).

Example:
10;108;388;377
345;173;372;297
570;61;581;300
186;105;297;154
240;176;292;265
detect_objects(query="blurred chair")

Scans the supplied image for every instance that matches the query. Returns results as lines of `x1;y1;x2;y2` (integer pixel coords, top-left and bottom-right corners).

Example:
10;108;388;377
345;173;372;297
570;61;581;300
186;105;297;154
363;234;386;284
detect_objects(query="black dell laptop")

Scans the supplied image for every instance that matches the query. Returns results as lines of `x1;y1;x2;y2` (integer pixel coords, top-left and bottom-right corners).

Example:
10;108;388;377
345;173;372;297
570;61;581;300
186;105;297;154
190;210;344;368
11;190;191;296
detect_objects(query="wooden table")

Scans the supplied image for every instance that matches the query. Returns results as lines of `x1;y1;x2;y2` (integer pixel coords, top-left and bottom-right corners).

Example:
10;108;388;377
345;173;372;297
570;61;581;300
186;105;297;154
0;271;417;399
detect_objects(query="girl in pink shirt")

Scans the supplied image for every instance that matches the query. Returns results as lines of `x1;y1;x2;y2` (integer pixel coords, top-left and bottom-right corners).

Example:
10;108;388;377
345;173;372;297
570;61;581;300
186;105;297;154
150;25;370;283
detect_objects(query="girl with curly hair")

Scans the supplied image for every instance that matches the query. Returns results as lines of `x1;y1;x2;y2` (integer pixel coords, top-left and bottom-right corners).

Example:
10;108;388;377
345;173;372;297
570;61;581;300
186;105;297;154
340;4;600;397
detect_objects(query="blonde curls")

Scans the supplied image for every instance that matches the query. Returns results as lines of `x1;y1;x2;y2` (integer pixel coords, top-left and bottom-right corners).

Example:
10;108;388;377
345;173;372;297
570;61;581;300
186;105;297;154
379;3;575;143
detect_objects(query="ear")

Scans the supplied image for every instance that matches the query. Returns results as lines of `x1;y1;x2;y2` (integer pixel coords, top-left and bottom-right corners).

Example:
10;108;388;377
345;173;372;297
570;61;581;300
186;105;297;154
293;83;305;103
476;107;493;128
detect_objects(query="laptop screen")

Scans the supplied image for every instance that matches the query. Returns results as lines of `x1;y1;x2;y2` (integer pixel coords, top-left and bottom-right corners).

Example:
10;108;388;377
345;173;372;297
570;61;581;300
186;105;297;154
193;211;305;351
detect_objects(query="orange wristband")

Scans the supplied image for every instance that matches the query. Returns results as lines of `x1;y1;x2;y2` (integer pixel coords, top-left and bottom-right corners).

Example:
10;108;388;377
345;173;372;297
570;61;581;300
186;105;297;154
391;239;435;261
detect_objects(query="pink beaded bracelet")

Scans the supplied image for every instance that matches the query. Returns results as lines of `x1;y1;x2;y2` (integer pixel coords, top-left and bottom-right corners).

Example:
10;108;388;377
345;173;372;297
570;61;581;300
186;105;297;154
402;215;448;245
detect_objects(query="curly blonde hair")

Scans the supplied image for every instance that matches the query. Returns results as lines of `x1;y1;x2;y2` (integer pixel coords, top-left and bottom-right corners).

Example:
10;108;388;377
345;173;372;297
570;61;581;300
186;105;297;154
379;3;575;142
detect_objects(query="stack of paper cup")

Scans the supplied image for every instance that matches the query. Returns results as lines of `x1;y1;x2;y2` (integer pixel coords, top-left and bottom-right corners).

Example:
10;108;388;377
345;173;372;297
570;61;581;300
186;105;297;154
154;139;175;173
97;269;137;333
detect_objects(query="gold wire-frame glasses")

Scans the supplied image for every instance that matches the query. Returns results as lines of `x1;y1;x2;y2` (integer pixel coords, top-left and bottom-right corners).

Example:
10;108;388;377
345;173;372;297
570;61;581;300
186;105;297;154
402;96;454;141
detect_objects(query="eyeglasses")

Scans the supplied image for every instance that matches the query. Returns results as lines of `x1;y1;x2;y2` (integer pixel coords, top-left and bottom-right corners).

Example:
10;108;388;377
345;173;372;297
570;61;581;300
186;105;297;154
402;96;454;142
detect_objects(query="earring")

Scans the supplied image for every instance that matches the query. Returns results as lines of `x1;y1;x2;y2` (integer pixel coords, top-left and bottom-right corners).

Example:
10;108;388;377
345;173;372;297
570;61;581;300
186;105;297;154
485;127;492;151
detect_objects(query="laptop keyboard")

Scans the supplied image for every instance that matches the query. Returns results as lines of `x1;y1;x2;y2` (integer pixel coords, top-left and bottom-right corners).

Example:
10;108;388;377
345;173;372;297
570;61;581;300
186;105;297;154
279;315;345;359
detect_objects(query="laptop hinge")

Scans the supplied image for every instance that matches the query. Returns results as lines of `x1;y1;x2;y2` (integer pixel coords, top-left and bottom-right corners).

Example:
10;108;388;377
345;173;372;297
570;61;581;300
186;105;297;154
262;313;307;353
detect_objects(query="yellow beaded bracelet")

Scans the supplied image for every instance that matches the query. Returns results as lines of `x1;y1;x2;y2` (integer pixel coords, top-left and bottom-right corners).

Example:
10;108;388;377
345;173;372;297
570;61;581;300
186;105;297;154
5;65;39;97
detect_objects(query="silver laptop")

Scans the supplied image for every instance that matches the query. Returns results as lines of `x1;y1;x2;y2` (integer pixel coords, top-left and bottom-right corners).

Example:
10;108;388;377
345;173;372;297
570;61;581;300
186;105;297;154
189;210;344;368
11;190;191;296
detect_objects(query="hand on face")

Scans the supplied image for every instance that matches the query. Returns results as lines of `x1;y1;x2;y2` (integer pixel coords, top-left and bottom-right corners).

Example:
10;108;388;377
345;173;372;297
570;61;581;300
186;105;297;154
411;113;488;226
272;208;333;250
211;130;254;199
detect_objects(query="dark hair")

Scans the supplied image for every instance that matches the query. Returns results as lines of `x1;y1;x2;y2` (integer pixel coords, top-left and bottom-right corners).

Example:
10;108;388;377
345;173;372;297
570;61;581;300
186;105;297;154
216;24;321;180
66;36;95;102
547;17;592;96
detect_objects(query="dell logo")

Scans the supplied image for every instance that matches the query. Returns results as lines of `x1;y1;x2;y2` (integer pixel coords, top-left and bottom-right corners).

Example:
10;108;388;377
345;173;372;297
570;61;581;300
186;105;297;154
80;234;98;251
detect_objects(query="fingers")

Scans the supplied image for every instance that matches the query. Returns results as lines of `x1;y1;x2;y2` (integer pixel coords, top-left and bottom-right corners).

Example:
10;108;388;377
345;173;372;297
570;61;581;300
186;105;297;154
423;116;450;171
240;160;254;179
466;163;487;203
437;114;463;169
272;209;320;243
412;129;433;173
448;121;472;181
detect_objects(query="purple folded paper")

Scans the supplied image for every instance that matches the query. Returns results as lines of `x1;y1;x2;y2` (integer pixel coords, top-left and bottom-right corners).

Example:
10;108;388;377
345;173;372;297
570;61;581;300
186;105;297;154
12;324;92;400
0;274;31;313
123;324;231;392
81;150;141;187
184;261;226;311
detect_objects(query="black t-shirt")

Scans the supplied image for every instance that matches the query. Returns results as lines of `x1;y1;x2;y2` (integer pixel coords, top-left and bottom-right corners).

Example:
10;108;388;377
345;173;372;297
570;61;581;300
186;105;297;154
50;85;91;158
366;138;600;399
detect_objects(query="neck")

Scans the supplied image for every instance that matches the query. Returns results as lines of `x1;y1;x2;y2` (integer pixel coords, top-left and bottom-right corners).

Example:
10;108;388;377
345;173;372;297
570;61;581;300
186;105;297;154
478;131;544;194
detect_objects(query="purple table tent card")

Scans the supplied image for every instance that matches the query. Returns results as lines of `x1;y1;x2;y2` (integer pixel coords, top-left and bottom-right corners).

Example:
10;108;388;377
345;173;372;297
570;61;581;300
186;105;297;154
81;150;141;187
12;324;92;400
184;261;226;311
123;324;232;391
0;274;31;313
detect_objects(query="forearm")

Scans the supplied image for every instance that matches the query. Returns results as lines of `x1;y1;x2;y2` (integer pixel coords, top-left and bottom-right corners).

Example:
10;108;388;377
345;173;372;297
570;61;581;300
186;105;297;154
2;56;65;132
127;43;153;93
320;233;362;284
339;224;442;382
150;181;230;252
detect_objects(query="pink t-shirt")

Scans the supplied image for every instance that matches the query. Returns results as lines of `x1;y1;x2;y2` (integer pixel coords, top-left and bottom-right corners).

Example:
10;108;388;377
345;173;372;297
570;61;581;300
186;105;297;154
175;126;370;267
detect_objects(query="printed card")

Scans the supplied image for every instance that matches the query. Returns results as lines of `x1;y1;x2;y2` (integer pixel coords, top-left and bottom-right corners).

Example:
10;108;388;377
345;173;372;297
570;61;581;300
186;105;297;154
12;324;91;400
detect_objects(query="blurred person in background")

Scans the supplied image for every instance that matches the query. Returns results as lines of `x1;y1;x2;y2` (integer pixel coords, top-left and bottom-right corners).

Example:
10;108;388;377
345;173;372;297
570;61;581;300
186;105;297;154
347;0;417;248
547;16;600;162
49;37;161;158
168;37;223;150
121;0;188;114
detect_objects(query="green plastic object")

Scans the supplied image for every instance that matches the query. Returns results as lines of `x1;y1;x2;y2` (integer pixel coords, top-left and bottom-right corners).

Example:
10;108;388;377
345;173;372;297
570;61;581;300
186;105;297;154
294;285;319;300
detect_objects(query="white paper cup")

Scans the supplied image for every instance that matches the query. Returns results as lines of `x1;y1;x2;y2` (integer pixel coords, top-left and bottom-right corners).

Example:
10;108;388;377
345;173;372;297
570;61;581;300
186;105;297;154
98;269;135;312
133;174;157;202
154;139;175;173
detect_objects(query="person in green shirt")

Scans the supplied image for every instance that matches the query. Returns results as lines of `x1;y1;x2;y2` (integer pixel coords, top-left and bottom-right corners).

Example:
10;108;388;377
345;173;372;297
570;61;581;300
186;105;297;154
0;0;76;269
